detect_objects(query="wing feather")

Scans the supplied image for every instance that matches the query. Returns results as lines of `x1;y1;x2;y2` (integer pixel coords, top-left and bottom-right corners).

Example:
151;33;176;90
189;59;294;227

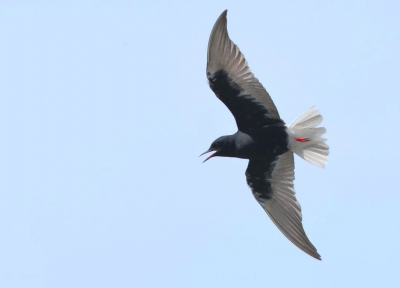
207;10;282;131
246;152;321;260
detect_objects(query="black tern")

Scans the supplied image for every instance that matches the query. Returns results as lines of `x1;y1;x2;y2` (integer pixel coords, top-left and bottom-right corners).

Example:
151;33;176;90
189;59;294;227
201;10;329;260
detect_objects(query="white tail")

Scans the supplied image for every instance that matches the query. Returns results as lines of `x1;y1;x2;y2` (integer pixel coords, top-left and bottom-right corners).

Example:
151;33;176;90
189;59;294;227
286;107;329;167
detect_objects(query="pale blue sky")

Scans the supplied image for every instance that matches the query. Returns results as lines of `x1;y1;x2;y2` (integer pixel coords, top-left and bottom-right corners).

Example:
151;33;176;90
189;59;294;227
1;1;400;287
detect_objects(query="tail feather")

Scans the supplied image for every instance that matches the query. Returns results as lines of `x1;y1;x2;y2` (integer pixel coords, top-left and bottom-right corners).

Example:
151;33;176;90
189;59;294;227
287;107;329;167
290;107;323;129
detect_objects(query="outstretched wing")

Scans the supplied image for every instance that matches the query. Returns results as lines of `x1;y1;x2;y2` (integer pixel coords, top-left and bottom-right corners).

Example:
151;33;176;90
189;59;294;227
207;10;283;132
245;152;321;260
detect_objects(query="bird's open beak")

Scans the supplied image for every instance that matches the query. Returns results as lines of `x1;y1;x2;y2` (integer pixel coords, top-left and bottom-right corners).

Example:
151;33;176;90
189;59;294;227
199;149;218;163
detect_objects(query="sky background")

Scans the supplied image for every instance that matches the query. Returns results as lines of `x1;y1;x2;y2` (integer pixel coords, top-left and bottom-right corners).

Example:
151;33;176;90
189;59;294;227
1;1;400;287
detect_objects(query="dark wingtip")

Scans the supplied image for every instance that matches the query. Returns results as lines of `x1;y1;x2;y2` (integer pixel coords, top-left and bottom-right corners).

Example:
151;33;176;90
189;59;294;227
219;9;228;20
214;10;228;30
313;253;322;261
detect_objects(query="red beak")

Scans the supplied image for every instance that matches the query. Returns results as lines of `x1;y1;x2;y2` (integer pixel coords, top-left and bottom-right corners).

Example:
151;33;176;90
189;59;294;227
199;149;218;163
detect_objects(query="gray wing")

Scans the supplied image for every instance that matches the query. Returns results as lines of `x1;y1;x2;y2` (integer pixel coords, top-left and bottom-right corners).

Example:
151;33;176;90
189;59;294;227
245;152;321;260
207;10;282;132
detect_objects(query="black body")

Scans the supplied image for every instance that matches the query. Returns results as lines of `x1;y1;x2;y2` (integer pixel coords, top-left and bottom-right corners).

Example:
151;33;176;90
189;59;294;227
202;10;323;260
207;69;289;161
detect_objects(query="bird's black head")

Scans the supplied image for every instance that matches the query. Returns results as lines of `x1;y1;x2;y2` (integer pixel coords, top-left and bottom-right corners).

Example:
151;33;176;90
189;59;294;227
200;135;236;162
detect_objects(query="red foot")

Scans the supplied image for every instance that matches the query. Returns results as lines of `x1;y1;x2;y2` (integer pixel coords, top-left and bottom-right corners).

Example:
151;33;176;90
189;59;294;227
295;137;311;142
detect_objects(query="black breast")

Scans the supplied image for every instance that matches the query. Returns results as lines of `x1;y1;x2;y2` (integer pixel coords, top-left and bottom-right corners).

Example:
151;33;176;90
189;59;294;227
234;126;289;160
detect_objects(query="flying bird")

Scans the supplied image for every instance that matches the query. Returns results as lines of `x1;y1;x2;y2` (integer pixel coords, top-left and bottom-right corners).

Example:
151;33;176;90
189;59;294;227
201;10;329;260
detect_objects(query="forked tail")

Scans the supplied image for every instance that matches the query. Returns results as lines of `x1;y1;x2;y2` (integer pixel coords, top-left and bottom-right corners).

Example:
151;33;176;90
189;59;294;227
286;107;329;167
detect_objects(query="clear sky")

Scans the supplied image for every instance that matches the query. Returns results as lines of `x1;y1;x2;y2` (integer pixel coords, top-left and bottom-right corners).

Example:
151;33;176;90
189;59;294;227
1;1;400;287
